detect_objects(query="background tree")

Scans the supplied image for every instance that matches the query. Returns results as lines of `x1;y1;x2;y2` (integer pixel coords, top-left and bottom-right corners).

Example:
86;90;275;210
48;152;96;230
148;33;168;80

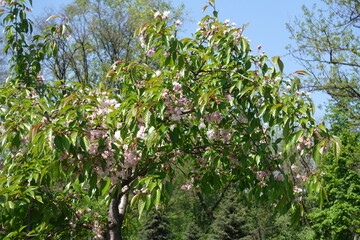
208;190;249;240
287;0;360;125
139;210;173;240
36;0;184;85
307;105;360;240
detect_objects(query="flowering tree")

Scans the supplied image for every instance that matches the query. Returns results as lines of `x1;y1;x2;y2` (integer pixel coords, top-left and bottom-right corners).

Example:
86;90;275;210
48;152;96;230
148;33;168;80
0;0;338;239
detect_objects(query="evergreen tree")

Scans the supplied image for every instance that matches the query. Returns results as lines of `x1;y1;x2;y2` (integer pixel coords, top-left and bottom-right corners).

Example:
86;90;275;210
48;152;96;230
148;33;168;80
208;191;249;240
308;105;360;240
183;220;203;240
140;210;173;240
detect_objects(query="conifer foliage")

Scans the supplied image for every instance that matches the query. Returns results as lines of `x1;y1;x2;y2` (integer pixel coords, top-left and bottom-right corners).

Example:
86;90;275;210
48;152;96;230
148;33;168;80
209;191;248;240
140;210;173;240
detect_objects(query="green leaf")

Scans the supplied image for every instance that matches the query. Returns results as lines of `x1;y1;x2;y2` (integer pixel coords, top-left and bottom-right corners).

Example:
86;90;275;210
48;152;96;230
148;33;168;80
332;135;341;160
257;105;267;118
313;141;325;163
62;135;70;152
54;135;63;151
81;136;90;152
164;181;173;197
155;189;161;207
7;201;15;209
59;93;76;109
138;198;146;218
145;193;152;211
35;195;43;203
283;120;290;140
145;126;159;149
70;132;78;145
101;180;111;196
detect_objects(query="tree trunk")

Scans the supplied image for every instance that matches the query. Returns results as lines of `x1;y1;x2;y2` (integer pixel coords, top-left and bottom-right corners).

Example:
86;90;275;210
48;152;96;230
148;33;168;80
107;184;129;240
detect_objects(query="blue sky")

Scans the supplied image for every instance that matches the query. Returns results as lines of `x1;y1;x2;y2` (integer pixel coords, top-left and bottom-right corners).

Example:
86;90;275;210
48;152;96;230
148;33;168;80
31;0;329;120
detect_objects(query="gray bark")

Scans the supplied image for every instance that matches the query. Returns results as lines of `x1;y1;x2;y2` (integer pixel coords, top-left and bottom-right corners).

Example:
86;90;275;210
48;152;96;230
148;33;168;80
107;184;129;240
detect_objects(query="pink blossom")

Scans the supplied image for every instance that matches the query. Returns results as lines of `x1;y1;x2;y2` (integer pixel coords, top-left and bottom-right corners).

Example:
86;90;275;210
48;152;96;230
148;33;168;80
258;181;267;187
99;98;118;109
301;175;308;182
204;111;223;124
175;20;182;26
164;51;170;58
213;111;223;123
154;70;161;77
181;184;192;191
295;196;303;202
206;129;217;140
170;113;181;121
89;143;99;155
286;85;291;92
89;129;107;141
256;171;266;180
139;35;146;44
162;11;170;20
198;122;206;129
225;94;234;102
172;81;182;92
137;125;146;139
69;222;76;229
37;75;45;81
101;150;114;159
224;19;230;25
293;186;303;194
76;209;84;215
273;171;284;181
135;80;144;88
146;48;156;57
219;129;232;143
154;11;161;18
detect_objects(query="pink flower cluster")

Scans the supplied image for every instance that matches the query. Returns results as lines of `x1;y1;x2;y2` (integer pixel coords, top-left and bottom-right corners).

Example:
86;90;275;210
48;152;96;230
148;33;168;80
206;128;233;143
293;186;303;194
296;135;312;151
154;11;170;20
162;81;192;122
122;147;141;168
256;170;267;180
273;170;284;181
181;178;194;191
146;48;156;57
204;111;223;124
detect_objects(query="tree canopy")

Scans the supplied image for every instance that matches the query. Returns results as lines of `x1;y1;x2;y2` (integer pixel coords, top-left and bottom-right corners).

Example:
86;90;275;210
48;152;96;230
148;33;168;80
0;0;337;239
